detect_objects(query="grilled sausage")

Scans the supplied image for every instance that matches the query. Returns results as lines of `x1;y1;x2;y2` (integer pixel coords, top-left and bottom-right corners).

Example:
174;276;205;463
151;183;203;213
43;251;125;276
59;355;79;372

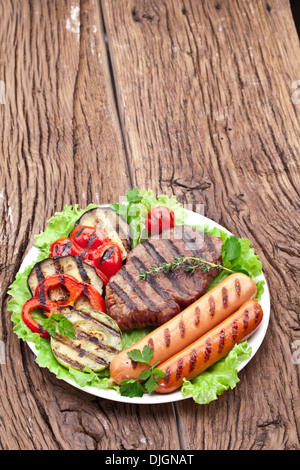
155;299;263;394
109;273;257;385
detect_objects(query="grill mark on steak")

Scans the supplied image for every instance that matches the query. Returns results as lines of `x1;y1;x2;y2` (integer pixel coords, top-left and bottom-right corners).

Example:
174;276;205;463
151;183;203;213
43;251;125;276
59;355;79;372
143;240;190;299
109;281;137;310
163;238;181;257
180;228;202;256
179;227;216;260
203;232;216;258
119;269;161;313
131;256;178;307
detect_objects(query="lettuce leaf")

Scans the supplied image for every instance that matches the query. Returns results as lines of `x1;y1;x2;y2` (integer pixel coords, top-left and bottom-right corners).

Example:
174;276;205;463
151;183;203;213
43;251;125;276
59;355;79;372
181;341;252;404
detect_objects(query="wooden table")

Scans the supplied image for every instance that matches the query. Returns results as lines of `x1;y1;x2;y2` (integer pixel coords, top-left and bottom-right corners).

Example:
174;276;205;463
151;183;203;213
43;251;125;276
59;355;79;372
1;0;299;451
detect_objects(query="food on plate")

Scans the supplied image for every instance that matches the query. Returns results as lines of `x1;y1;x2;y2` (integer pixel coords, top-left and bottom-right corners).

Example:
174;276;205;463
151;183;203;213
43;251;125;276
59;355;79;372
75;206;131;260
109;272;257;385
155;299;263;393
49;226;122;285
105;225;224;330
146;206;175;235
22;273;106;338
7;188;266;404
50;306;122;372
27;254;105;298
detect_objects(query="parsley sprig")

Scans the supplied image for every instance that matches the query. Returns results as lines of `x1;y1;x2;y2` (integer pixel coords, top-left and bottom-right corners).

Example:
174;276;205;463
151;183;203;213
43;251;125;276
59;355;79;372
43;312;76;339
120;346;166;398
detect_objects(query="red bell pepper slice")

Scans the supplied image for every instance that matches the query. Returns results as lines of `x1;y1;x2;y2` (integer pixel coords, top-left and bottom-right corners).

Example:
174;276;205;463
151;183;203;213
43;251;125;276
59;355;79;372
22;274;106;338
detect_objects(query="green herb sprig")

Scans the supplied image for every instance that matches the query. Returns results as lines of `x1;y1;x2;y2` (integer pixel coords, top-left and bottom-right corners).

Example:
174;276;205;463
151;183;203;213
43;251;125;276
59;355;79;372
139;254;234;280
43;312;76;339
120;345;166;398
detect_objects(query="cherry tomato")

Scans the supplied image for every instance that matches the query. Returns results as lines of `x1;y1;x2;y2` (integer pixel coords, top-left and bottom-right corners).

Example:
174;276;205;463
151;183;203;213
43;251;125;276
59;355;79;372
92;243;123;280
50;238;80;257
146;206;175;235
69;225;109;251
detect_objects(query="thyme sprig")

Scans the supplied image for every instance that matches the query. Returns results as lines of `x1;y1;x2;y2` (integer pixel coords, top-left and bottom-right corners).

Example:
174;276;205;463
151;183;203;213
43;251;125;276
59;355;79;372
139;254;234;280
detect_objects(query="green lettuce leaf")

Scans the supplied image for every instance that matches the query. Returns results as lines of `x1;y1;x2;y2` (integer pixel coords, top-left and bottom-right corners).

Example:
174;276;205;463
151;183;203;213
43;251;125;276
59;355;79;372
181;341;252;404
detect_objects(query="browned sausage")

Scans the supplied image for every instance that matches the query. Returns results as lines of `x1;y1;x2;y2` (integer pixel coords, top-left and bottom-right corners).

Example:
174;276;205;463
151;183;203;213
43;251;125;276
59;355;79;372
155;299;263;394
109;273;257;385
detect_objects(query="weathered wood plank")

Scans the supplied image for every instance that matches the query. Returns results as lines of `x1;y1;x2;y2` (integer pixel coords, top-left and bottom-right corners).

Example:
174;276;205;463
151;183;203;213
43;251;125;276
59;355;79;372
102;0;300;450
0;0;179;450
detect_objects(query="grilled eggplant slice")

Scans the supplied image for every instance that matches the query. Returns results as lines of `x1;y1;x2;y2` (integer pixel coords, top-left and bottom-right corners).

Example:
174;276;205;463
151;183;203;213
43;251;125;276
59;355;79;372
75;206;131;261
27;255;104;299
50;307;122;372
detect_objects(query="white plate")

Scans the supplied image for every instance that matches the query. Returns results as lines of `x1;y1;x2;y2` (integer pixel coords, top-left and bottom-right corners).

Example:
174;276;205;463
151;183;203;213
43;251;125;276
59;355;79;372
19;209;270;404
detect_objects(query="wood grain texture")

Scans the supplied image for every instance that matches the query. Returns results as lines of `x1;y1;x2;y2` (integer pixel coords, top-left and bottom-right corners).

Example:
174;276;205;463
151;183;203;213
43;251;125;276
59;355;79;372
0;0;179;450
102;0;300;450
1;0;299;451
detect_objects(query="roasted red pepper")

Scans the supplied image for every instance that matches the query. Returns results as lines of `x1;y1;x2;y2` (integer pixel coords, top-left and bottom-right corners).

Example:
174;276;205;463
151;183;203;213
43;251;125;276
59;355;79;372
50;225;122;284
22;274;106;338
69;225;109;251
22;297;53;339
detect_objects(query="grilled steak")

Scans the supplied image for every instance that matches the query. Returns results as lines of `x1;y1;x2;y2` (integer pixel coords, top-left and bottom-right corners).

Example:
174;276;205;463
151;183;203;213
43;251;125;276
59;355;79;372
105;225;223;330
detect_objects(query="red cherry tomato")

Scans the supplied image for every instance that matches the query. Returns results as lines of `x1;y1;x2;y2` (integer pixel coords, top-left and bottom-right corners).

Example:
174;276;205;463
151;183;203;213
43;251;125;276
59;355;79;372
92;243;123;280
50;238;80;257
146;206;175;235
69;225;109;251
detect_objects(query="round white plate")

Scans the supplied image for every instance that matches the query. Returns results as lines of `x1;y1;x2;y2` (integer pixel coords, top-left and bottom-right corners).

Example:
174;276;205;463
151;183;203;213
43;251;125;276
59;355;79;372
19;209;270;404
